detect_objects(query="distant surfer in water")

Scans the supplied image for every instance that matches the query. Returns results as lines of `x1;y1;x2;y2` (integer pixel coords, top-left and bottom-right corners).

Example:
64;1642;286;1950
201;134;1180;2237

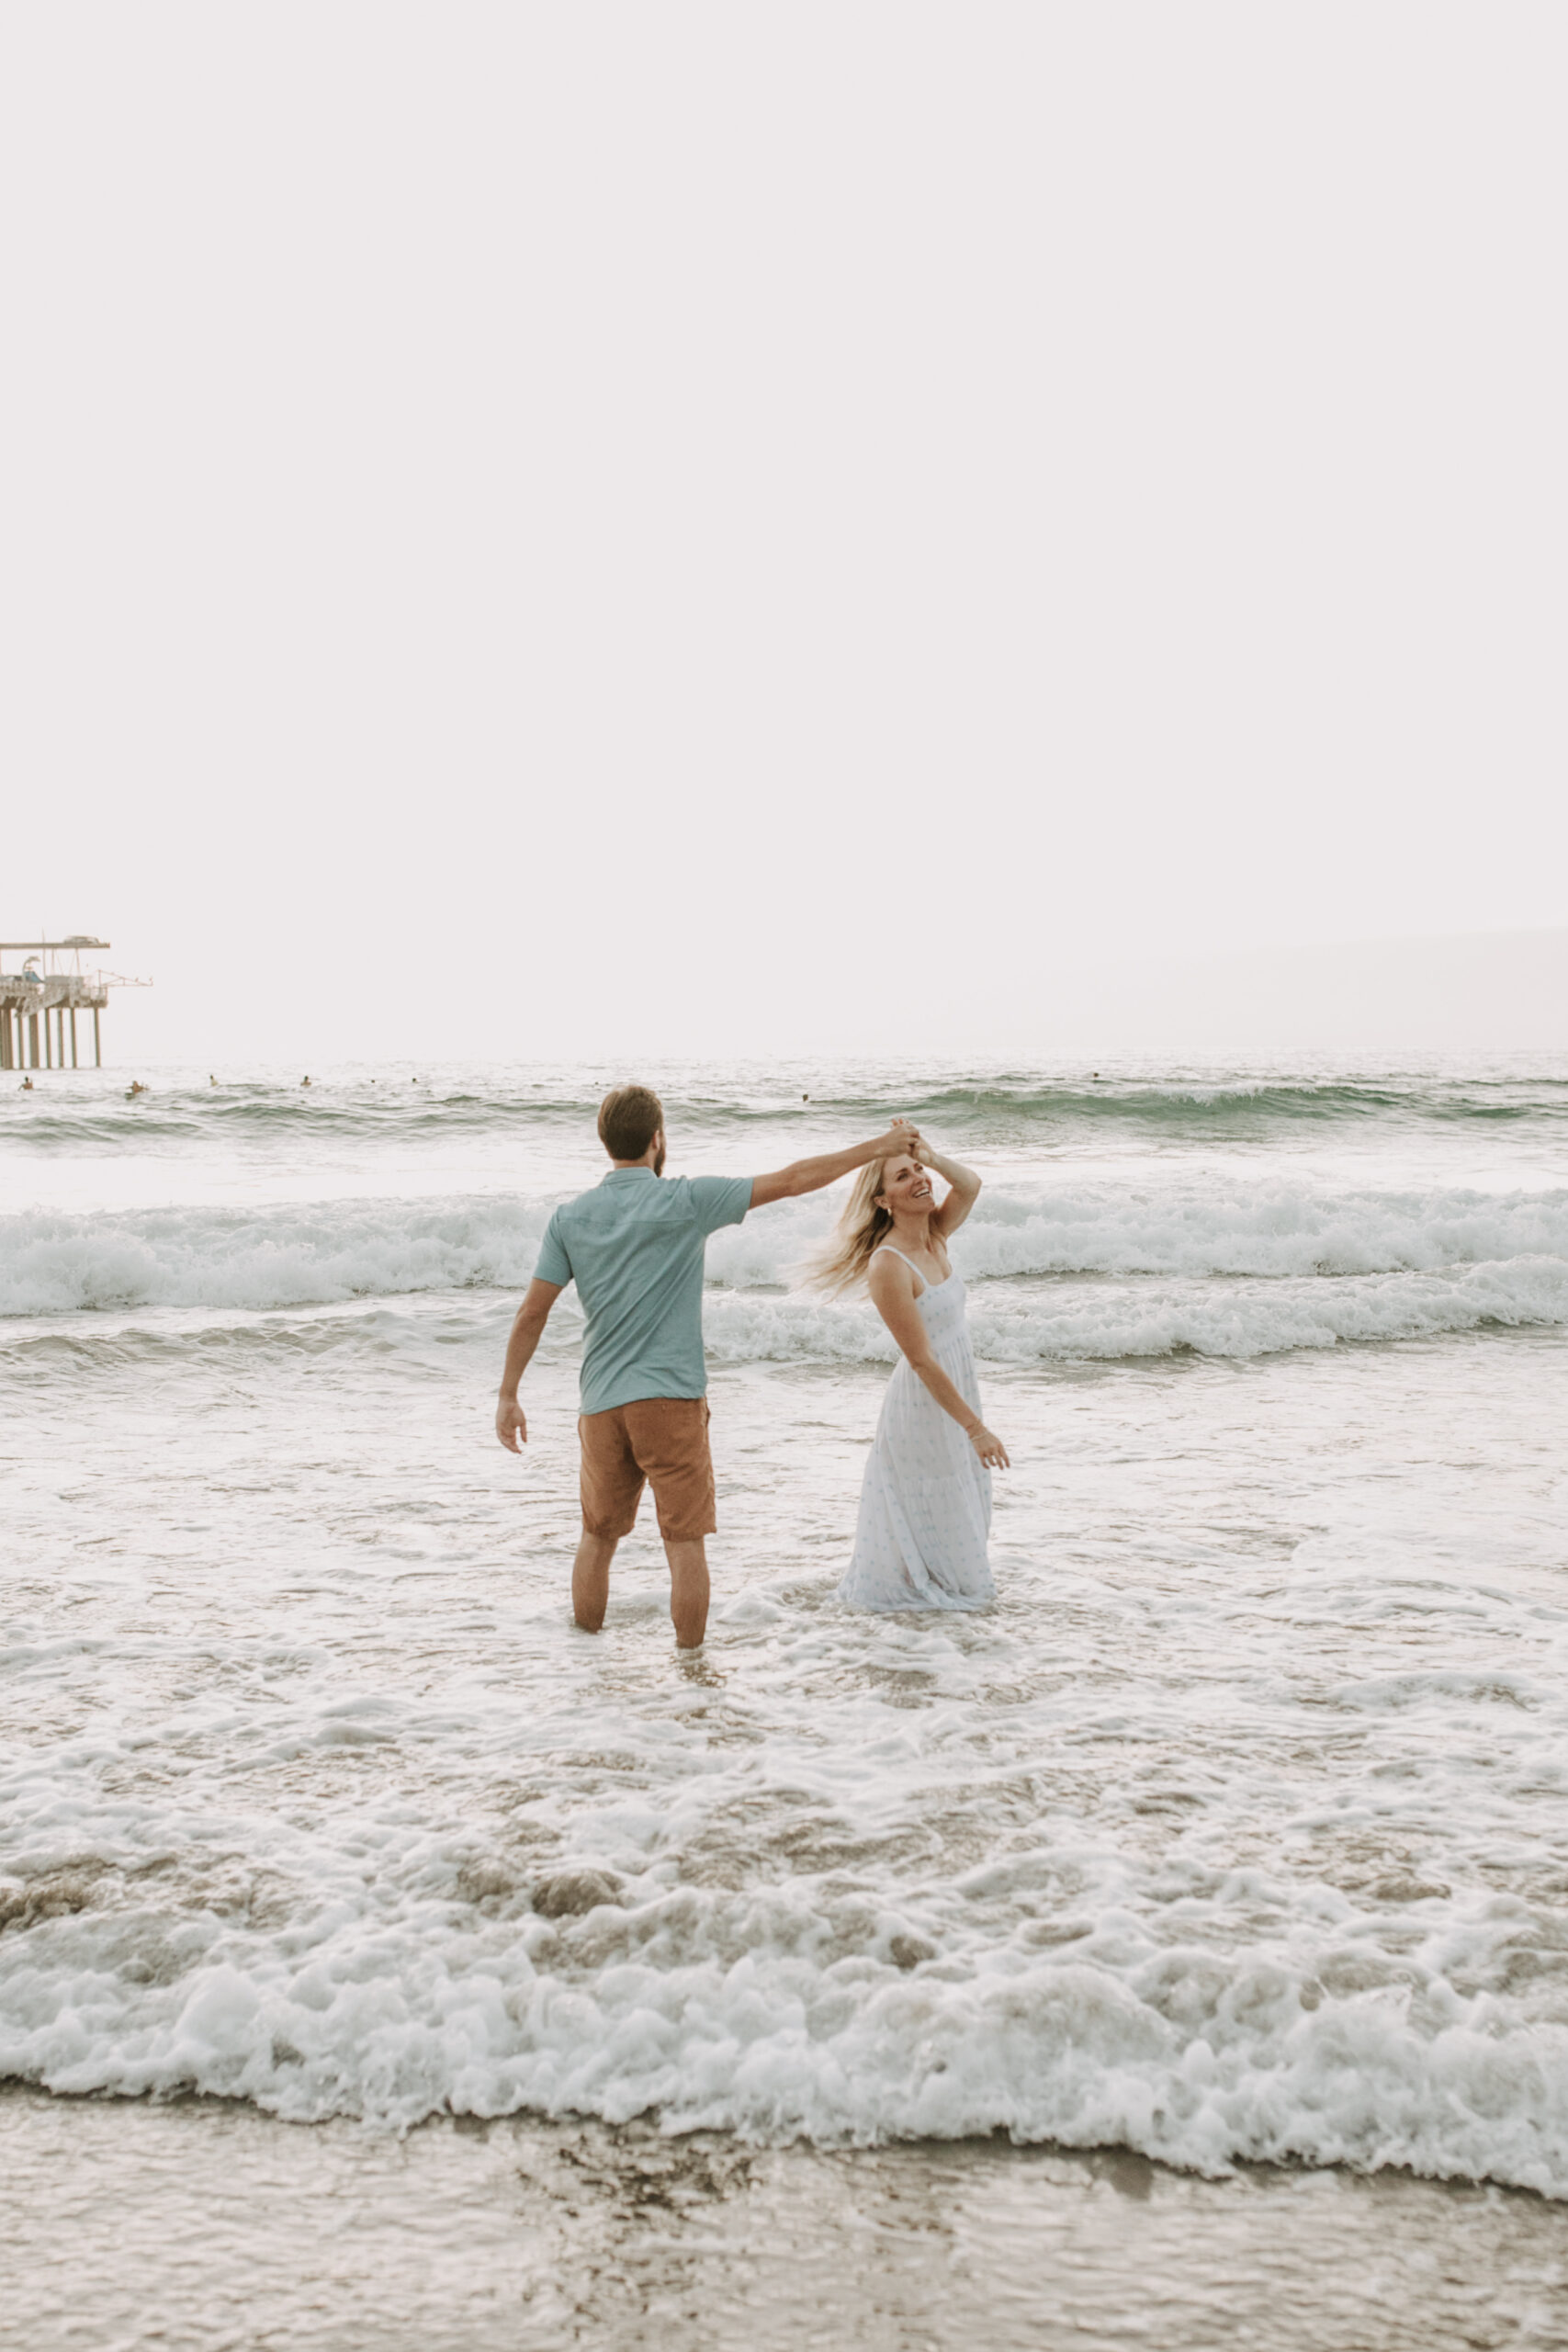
496;1085;919;1648
812;1138;1006;1610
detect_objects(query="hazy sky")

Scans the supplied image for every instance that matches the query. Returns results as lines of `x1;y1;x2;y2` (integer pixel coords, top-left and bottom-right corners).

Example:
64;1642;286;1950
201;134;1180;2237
3;5;1564;1063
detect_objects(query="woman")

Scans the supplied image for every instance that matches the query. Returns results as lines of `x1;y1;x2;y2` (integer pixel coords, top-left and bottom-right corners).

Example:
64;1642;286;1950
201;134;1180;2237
815;1129;1008;1611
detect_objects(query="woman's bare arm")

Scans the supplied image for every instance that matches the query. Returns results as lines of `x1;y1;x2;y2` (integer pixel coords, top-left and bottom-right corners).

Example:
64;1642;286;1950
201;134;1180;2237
922;1145;981;1238
866;1254;1010;1468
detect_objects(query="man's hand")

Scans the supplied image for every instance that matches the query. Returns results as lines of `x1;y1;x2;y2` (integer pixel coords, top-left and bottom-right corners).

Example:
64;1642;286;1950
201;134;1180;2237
494;1279;562;1452
751;1119;930;1210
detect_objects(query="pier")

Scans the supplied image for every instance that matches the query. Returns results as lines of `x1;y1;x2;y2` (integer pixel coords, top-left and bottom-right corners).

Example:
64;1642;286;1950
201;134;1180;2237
0;938;132;1072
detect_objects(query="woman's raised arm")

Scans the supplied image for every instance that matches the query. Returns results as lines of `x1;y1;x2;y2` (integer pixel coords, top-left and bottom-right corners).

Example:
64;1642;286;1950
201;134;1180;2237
923;1145;982;1238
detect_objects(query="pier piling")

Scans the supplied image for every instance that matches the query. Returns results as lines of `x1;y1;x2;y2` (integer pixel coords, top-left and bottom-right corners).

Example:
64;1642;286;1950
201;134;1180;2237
0;940;138;1075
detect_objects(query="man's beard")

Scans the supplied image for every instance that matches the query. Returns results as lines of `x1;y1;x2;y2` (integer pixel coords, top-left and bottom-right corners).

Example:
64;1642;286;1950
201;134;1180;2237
653;1143;666;1176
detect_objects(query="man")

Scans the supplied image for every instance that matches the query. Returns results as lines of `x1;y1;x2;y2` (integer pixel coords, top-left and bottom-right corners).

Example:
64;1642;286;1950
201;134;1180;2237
495;1084;919;1648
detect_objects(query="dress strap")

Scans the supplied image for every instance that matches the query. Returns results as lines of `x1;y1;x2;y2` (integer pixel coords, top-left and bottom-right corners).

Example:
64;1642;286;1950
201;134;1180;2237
872;1245;927;1293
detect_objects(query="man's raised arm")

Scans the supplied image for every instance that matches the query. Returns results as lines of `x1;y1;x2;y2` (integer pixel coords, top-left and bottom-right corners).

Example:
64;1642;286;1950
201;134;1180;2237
750;1122;921;1210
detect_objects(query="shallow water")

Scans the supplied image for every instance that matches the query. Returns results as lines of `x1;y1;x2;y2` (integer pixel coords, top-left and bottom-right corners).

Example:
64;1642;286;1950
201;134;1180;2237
5;2088;1567;2349
3;1057;1568;2208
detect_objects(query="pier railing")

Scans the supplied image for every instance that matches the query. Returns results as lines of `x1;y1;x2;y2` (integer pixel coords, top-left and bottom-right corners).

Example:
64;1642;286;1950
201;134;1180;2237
0;939;147;1071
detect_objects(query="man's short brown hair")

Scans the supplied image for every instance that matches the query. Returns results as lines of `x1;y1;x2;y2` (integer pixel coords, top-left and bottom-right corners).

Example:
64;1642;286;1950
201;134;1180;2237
598;1083;664;1161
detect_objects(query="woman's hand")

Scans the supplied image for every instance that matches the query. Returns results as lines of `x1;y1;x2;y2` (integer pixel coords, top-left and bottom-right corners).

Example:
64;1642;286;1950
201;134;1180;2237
877;1117;926;1159
966;1422;1010;1469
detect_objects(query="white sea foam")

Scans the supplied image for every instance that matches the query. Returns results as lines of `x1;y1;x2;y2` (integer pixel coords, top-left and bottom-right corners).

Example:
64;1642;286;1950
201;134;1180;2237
932;1185;1568;1283
5;1856;1567;2192
4;1184;1566;1366
5;1532;1568;2195
704;1257;1568;1364
0;1199;551;1317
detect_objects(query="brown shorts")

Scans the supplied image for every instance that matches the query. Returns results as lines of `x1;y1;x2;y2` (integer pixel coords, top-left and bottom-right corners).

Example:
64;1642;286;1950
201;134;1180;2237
578;1396;716;1544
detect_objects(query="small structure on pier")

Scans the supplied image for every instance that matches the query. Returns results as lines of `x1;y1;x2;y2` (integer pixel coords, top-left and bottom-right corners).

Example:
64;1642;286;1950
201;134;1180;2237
0;938;145;1072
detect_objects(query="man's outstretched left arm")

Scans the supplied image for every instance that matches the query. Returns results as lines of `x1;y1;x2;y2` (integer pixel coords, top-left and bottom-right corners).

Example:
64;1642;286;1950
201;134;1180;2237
749;1122;921;1209
495;1278;564;1451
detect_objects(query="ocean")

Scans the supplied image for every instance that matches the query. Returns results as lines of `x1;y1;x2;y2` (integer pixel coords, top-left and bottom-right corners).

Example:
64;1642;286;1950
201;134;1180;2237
4;1056;1568;2344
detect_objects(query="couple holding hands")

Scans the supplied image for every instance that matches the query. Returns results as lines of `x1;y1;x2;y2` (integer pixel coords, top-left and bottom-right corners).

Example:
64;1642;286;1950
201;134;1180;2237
496;1086;1006;1646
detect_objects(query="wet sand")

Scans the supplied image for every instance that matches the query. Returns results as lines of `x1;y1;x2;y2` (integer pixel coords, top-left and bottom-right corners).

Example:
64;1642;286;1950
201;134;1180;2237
5;2086;1565;2349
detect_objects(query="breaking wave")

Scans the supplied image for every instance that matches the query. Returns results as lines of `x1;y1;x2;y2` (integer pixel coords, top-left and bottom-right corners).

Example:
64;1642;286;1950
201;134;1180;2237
4;1182;1566;1364
705;1260;1568;1366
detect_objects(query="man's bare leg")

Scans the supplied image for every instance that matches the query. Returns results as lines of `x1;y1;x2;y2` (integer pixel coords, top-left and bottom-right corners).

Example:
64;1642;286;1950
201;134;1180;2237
664;1538;709;1648
572;1532;616;1632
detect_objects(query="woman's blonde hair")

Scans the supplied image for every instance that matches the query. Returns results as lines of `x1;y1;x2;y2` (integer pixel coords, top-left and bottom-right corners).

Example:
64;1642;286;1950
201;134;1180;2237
808;1159;898;1295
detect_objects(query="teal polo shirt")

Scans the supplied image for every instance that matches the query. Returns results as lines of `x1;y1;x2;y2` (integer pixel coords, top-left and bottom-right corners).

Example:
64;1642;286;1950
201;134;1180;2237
534;1168;753;1416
